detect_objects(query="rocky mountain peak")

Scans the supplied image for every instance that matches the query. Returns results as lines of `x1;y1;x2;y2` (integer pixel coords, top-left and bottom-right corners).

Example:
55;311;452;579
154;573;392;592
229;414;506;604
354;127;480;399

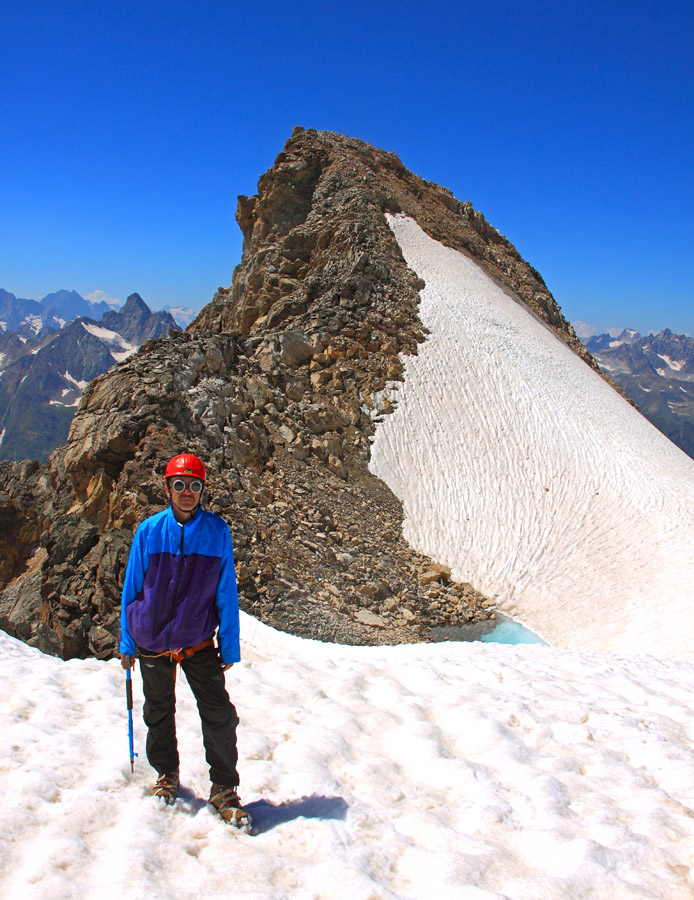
195;127;592;366
122;292;148;312
0;128;601;660
41;289;85;315
100;293;177;345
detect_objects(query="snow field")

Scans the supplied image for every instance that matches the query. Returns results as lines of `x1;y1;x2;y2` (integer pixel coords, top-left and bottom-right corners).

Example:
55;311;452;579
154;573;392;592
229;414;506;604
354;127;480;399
371;215;694;659
81;322;137;361
2;614;694;899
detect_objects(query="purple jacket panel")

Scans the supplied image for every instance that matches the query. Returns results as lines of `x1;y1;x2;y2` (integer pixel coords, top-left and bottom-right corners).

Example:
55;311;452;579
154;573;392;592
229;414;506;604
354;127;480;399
126;551;222;651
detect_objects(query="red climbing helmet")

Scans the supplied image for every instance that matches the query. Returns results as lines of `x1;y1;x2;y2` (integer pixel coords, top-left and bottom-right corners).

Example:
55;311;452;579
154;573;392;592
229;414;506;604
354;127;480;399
164;453;206;482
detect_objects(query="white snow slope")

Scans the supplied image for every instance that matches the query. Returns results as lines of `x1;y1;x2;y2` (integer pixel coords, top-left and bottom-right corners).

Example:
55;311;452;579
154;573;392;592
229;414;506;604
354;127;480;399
370;216;694;660
81;322;137;361
3;615;694;900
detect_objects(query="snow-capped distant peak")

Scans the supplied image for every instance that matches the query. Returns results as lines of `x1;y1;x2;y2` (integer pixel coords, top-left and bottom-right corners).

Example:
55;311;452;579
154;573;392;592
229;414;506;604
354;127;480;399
84;289;121;310
162;305;197;328
606;328;641;348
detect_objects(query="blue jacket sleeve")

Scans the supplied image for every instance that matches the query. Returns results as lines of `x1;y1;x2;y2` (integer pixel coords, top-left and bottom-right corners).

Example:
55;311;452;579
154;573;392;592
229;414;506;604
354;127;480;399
215;526;241;664
119;524;149;655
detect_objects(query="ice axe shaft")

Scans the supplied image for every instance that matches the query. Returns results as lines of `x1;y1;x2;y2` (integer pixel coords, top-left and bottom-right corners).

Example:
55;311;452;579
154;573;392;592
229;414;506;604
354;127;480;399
126;667;138;773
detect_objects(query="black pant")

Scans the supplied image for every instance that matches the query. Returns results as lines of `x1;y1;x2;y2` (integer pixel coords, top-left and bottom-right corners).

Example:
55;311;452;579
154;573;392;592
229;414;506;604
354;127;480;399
138;645;240;786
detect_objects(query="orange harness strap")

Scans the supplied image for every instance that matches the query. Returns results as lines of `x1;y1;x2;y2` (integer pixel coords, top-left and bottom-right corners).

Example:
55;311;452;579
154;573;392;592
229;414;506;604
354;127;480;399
167;637;215;664
140;638;216;682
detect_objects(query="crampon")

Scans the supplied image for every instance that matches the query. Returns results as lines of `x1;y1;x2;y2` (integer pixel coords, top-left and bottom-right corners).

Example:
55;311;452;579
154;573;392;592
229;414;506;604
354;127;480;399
152;771;180;805
209;784;252;831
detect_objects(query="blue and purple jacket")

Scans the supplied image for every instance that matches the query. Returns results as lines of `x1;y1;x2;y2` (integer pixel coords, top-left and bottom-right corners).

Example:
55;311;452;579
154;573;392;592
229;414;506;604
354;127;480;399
119;505;240;664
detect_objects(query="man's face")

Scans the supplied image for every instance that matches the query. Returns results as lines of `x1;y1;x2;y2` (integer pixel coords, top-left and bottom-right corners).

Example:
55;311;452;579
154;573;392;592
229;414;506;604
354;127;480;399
164;475;204;520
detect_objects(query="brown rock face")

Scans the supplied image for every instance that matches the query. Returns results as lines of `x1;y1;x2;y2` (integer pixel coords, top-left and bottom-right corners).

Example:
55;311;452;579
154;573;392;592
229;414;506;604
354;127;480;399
195;127;594;367
0;127;599;658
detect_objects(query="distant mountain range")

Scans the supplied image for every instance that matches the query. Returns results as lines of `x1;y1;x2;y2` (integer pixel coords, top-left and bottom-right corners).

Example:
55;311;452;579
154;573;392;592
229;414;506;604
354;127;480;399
0;293;178;461
583;329;694;459
0;288;114;341
0;288;195;336
161;305;197;328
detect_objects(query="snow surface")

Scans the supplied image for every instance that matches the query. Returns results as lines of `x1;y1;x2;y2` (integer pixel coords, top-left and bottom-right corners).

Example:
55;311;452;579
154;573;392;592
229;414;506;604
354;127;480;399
22;314;42;334
64;371;89;390
371;216;694;660
81;322;137;361
50;398;82;408
3;615;694;900
658;355;684;372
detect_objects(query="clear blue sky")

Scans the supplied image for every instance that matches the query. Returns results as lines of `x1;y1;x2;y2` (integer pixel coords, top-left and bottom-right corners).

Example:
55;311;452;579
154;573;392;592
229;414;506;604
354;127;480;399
3;0;692;335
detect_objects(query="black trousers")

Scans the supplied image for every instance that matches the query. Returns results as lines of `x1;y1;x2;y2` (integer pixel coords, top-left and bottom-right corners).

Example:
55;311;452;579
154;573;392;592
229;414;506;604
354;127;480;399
138;644;240;786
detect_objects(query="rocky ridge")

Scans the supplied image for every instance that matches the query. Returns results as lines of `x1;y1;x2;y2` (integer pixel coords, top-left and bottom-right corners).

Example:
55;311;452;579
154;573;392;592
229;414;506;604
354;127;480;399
0;128;600;659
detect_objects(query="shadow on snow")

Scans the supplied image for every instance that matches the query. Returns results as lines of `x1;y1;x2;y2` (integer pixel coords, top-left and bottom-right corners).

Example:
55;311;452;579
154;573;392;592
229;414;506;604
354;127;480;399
174;786;349;834
245;795;349;834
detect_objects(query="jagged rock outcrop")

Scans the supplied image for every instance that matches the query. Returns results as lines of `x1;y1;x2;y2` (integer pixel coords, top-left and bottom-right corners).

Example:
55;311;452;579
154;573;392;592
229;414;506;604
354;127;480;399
196;128;594;369
0;128;601;658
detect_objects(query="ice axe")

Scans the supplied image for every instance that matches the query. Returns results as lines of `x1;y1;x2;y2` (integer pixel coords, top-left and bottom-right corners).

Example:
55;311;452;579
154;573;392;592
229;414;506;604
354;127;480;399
125;666;138;773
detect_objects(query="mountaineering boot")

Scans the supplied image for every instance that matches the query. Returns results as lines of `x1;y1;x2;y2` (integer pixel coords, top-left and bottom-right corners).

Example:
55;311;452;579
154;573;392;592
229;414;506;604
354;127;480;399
209;783;252;830
152;771;180;805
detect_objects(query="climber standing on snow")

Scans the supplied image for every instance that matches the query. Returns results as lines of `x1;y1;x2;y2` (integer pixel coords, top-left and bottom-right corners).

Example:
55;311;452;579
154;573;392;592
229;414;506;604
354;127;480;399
119;452;250;829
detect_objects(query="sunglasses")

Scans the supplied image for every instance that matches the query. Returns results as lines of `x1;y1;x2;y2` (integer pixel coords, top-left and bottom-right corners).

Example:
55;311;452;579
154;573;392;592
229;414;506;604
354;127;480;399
170;479;204;494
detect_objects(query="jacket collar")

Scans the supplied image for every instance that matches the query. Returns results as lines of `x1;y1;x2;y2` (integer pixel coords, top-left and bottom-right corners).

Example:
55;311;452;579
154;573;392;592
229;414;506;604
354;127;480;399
167;503;203;527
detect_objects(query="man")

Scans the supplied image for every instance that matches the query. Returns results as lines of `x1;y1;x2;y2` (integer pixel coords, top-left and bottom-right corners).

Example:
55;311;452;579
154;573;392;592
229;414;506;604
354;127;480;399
119;452;250;829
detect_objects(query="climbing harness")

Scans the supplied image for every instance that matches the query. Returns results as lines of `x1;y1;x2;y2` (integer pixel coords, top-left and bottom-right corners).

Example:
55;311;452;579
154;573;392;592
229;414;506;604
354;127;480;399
138;638;216;680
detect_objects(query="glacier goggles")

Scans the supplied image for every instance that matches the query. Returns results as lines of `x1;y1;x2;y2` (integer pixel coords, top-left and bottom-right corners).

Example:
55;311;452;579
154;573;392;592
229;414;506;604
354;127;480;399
170;478;204;494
